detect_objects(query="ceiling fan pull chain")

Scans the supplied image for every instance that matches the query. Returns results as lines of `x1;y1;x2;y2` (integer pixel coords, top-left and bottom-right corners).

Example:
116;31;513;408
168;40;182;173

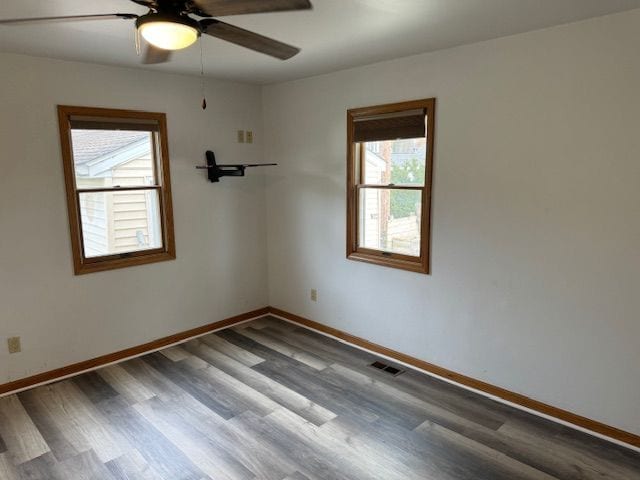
200;37;207;110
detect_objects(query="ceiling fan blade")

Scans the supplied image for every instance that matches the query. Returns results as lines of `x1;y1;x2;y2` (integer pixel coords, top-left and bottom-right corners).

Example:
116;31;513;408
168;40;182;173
193;0;311;16
142;45;172;64
201;19;300;60
0;13;138;25
129;0;157;7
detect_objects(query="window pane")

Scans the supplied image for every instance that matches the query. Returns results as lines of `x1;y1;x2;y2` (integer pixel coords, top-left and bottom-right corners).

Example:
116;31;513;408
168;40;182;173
71;129;157;189
361;138;426;186
79;190;163;258
358;188;422;256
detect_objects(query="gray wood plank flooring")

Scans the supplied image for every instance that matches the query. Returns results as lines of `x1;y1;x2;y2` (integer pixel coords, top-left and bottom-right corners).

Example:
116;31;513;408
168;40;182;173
0;315;639;479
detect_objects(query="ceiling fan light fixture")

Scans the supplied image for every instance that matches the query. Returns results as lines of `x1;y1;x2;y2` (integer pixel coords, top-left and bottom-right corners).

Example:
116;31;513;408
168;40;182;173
137;14;200;51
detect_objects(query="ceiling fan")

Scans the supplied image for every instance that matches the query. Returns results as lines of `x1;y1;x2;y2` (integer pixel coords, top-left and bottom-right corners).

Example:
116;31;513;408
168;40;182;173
0;0;312;64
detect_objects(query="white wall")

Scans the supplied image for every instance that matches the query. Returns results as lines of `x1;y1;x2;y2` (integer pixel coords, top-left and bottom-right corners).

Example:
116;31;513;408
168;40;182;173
263;10;640;435
2;8;639;438
0;53;268;384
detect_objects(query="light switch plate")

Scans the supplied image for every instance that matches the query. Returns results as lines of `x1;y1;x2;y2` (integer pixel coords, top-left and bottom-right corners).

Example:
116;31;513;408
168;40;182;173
246;131;253;144
237;130;245;143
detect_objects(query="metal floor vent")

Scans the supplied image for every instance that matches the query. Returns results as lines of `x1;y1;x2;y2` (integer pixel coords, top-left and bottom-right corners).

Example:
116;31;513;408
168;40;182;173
370;361;405;376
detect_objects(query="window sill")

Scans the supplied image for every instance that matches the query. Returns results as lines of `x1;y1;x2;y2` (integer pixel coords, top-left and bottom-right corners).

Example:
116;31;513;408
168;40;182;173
347;250;429;274
74;251;176;275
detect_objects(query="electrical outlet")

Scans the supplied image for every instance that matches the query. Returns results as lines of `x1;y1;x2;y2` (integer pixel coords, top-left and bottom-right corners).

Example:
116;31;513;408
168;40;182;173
310;289;317;302
7;336;21;354
237;130;245;143
246;131;253;144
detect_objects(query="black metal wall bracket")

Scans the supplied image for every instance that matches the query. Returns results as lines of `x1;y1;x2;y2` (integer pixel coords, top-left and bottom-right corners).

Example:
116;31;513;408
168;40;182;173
195;150;277;182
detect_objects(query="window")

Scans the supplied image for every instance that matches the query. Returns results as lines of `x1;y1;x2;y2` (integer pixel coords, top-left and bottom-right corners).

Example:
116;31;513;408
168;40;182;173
58;106;175;274
347;99;435;274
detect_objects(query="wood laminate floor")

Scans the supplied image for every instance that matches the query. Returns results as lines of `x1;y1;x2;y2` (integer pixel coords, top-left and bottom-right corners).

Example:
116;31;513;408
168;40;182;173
0;316;639;480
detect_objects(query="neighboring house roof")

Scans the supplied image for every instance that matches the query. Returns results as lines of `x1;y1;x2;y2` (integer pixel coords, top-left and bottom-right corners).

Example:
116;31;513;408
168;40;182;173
71;130;150;177
71;130;148;166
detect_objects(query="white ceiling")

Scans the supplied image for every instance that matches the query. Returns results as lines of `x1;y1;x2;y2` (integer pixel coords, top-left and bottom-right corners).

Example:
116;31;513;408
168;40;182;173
1;0;639;84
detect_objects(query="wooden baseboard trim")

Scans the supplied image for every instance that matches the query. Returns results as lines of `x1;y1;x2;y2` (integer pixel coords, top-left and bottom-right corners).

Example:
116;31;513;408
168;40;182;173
4;304;637;450
0;307;269;397
268;306;640;450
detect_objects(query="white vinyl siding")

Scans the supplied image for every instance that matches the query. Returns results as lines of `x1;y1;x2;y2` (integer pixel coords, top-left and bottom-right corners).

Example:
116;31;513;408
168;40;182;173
79;154;157;255
80;191;108;257
361;150;384;249
110;155;155;253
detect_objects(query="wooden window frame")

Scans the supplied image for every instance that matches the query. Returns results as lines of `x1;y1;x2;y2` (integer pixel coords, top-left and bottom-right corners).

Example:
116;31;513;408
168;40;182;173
58;105;176;275
346;98;435;274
